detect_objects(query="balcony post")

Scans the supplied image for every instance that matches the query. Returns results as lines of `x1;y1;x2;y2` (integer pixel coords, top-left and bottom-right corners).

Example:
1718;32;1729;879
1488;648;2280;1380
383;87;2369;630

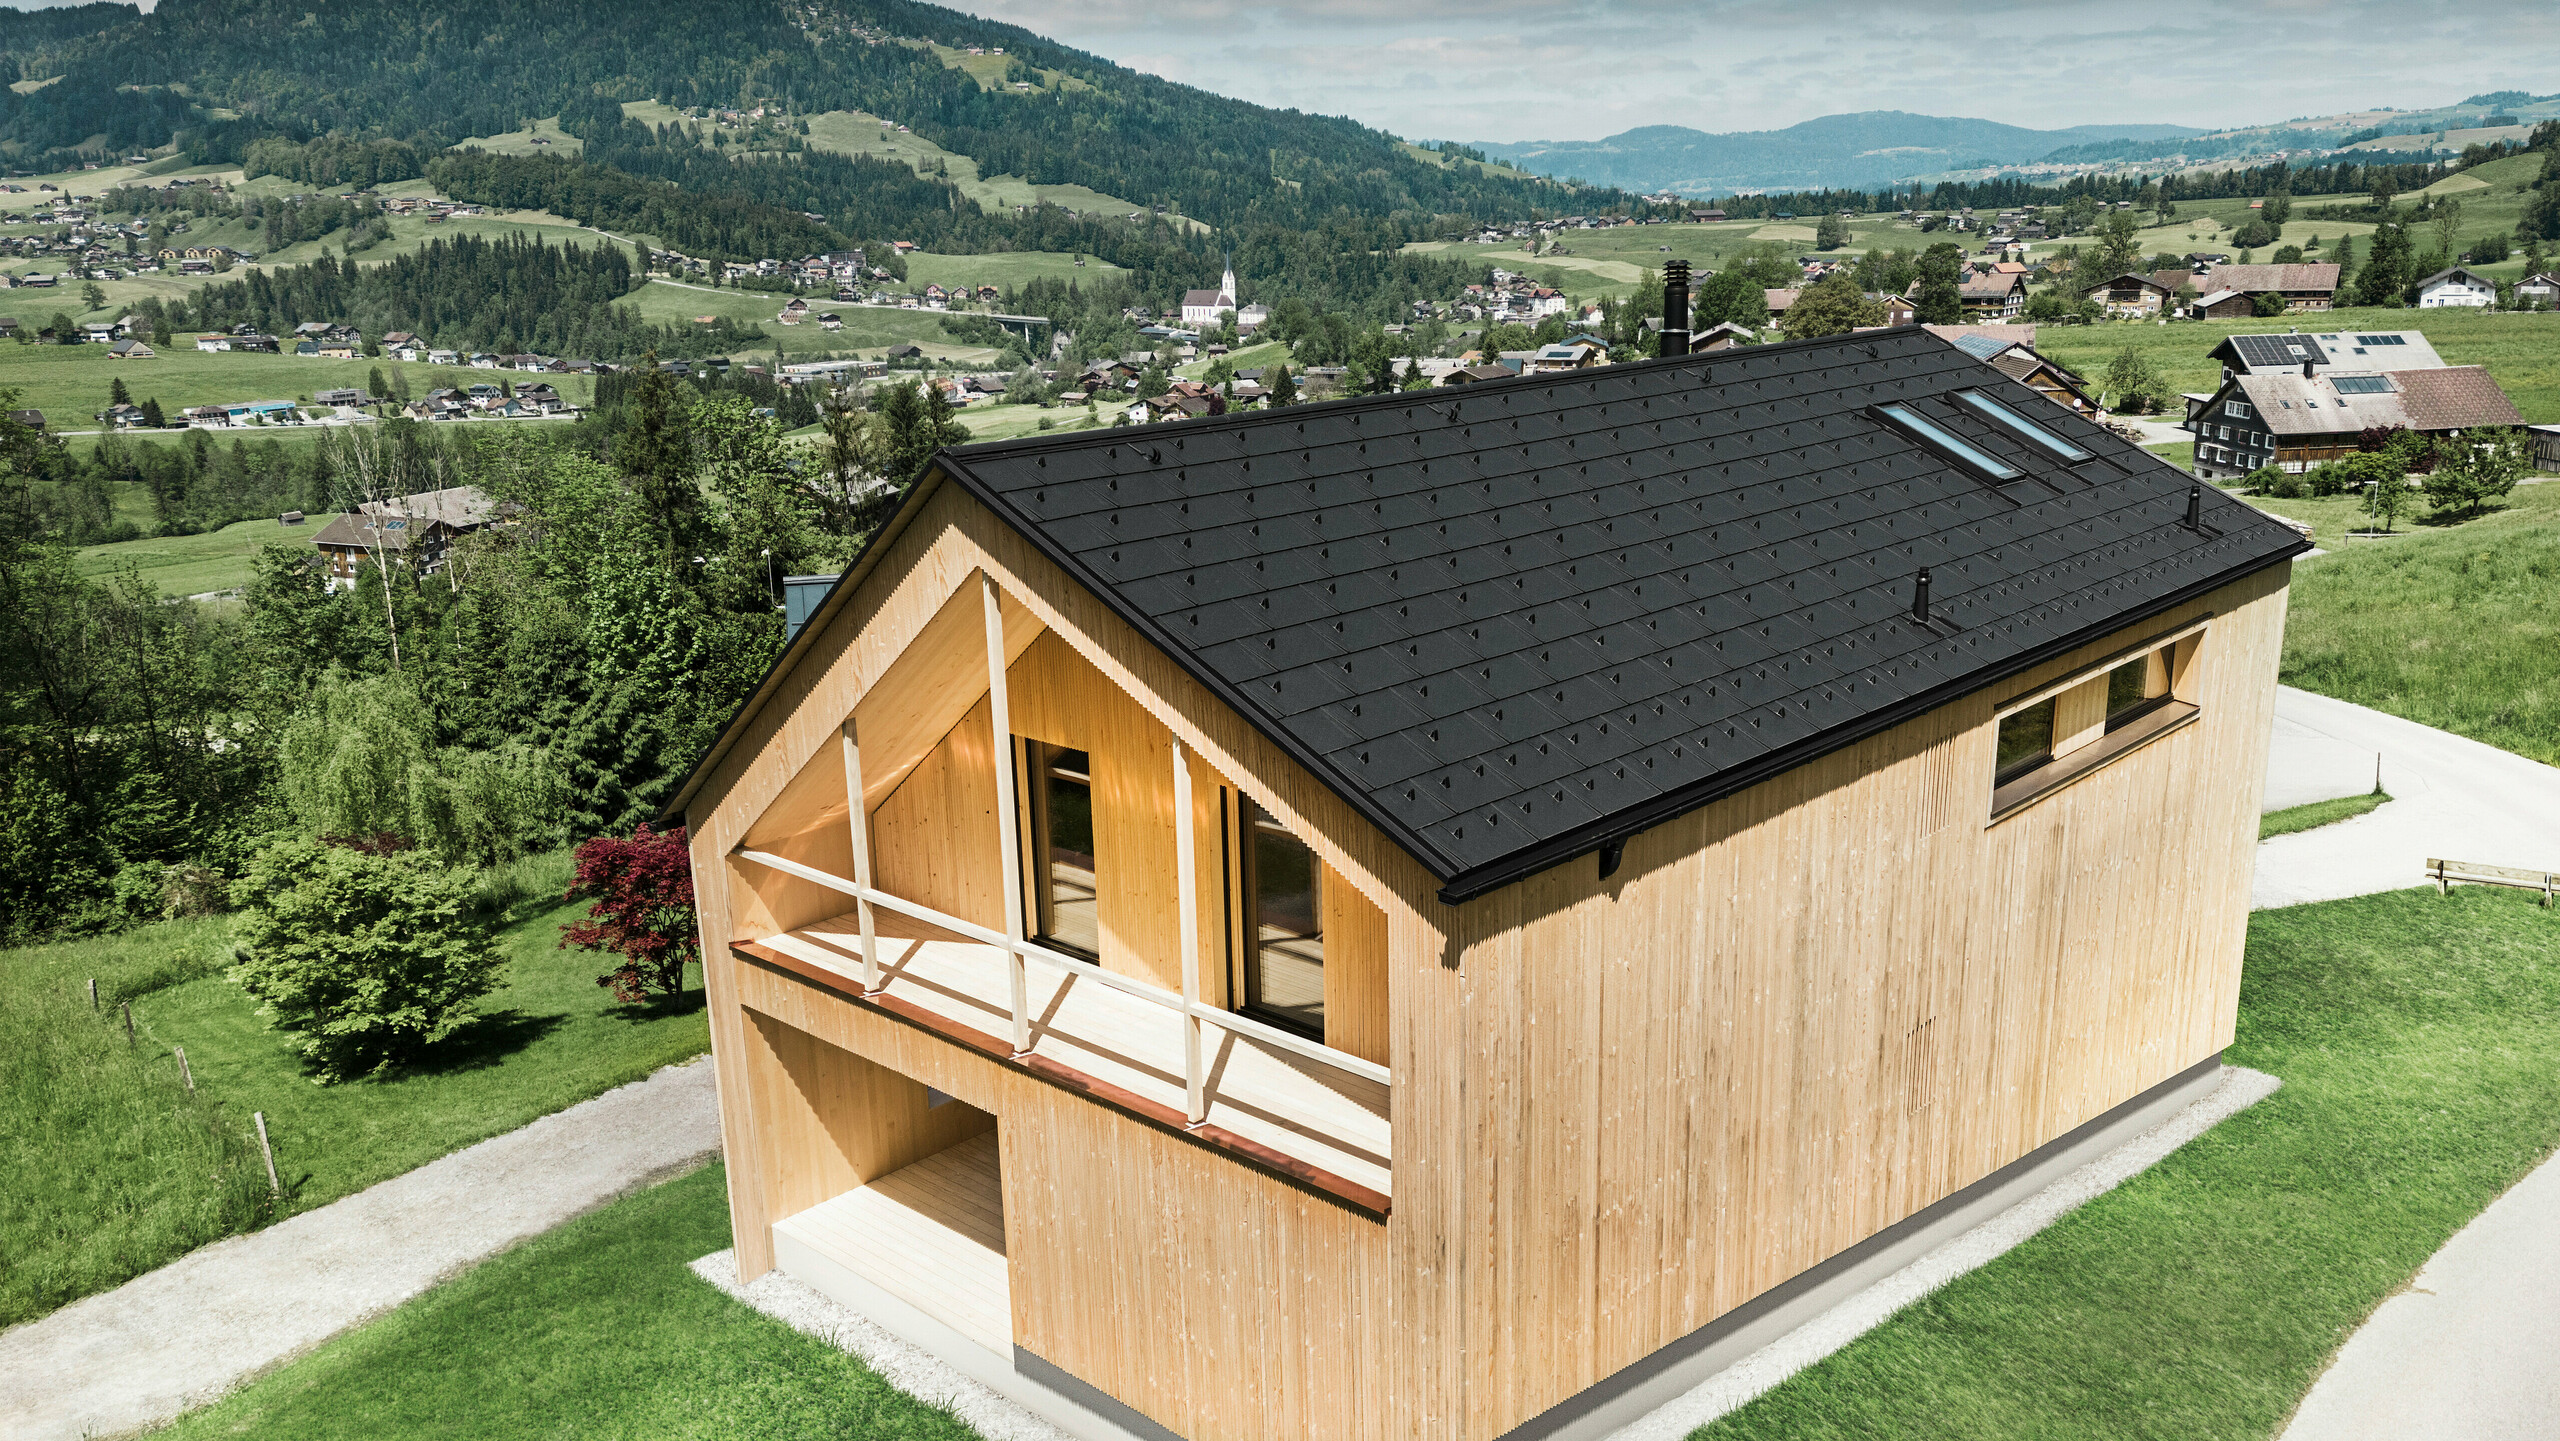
838;719;880;993
983;573;1031;1055
1171;735;1206;1125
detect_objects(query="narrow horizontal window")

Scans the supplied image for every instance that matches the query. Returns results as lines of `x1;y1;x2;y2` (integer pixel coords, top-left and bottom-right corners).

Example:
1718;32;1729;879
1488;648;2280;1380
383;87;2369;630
1875;403;2022;481
1956;389;2094;461
2331;375;2393;395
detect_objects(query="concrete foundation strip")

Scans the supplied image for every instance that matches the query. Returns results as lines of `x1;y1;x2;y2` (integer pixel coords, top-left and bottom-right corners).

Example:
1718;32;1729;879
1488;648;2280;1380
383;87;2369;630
693;1064;2282;1441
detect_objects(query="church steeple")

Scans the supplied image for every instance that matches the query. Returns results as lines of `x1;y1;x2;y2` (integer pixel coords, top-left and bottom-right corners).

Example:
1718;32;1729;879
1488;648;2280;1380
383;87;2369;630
1219;252;1236;309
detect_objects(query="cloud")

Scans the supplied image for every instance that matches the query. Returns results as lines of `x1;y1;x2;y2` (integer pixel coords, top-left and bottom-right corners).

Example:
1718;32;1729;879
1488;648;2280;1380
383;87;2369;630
941;0;2558;143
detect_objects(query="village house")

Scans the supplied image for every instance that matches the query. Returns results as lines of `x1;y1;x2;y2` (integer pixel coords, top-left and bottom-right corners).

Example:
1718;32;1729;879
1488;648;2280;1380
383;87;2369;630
308;485;505;591
1957;269;2028;319
2513;272;2560;306
2194;263;2341;315
2185;330;2522;479
2097;270;2194;317
2413;266;2498;309
667;327;2308;1441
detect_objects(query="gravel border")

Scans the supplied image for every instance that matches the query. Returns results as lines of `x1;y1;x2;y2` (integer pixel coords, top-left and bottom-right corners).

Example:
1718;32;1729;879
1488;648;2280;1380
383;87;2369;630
689;1250;1072;1441
692;1065;2279;1441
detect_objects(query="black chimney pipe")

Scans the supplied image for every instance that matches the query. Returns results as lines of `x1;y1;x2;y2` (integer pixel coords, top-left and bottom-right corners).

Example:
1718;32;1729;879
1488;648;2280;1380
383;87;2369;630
1911;566;1932;624
1660;259;1691;358
2186;481;2204;531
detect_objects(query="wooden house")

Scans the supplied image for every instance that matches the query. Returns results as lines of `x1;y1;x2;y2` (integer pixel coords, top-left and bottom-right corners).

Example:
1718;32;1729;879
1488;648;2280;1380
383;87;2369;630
2185;362;2522;480
670;328;2308;1441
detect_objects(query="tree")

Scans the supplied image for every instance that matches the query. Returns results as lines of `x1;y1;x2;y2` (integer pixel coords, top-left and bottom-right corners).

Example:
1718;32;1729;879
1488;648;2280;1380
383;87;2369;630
1266;362;1297;407
2251;290;2289;318
277;673;562;867
228;836;504;1082
2101;348;2160;414
2230;218;2275;250
80;281;106;313
1779;272;1883;341
2332;450;2410;532
610;359;707;570
2429;198;2464;265
2422;428;2531;519
139;397;165;429
109;376;132;408
559;823;698;1001
1694;268;1769;330
367;366;390;401
1813;213;1849;252
1912;243;1965;324
2359;223;2415;305
2088;209;2145;285
1399;357;1430;391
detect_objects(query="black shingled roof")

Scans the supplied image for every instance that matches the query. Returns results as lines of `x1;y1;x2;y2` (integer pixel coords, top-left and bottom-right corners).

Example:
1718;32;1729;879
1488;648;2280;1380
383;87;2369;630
921;327;2304;902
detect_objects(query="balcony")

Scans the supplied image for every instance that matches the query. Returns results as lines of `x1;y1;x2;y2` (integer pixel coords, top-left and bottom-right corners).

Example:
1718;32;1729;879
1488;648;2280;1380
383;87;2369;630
736;900;1392;1211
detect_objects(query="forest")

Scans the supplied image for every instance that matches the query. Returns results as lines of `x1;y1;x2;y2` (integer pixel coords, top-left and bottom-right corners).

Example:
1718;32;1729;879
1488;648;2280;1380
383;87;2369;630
0;363;974;944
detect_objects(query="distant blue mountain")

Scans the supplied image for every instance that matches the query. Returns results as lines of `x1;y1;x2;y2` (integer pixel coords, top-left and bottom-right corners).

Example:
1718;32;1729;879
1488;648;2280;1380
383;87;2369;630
1468;111;2205;194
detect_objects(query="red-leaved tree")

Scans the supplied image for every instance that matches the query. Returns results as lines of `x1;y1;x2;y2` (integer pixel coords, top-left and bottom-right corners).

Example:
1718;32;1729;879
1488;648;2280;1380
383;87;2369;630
560;825;699;1002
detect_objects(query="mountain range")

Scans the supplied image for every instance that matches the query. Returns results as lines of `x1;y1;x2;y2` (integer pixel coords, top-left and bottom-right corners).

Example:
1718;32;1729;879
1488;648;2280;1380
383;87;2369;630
1468;112;2205;195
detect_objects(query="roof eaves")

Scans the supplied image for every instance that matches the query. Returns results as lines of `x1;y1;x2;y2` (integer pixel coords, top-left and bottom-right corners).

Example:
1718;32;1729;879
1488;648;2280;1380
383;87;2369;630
1431;527;2308;904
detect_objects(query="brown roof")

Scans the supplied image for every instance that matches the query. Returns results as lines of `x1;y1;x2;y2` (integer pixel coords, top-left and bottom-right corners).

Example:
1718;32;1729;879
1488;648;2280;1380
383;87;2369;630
2393;366;2526;431
2204;263;2339;295
1922;322;2037;349
1762;288;1801;312
1959;273;2023;297
2232;365;2520;437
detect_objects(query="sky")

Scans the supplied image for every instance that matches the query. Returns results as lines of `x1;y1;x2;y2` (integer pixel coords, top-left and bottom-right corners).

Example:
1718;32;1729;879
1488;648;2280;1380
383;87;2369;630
940;0;2558;144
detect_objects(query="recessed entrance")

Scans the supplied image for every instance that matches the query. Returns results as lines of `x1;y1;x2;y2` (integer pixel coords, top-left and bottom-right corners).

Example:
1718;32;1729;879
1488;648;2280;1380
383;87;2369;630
745;1012;1011;1354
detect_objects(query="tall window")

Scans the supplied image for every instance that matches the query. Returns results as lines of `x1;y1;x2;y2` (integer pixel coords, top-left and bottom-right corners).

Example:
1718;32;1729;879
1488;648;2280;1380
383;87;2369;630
1239;798;1325;1039
1024;744;1099;959
1995;698;2056;786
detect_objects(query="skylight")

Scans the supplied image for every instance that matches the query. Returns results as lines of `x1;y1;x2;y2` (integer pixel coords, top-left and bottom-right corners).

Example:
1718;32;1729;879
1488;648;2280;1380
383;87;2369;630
2331;375;2394;395
1875;403;2022;482
1956;390;2094;462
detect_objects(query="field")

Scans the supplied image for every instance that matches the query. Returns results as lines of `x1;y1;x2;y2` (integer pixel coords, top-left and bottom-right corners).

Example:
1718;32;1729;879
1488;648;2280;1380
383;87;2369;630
2271;478;2560;768
619;278;1005;362
2038;305;2560;423
76;514;300;598
452;117;585;158
0;856;711;1328
1700;884;2560;1439
901;249;1124;291
159;1162;970;1441
798;108;1172;225
0;342;599;430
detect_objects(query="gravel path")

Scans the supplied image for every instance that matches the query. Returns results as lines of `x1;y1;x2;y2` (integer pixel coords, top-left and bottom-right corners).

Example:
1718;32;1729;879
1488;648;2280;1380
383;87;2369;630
2255;686;2560;910
0;1056;720;1441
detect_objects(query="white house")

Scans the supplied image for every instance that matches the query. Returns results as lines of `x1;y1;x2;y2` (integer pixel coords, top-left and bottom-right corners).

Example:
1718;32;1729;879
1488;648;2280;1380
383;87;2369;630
2414;266;2497;309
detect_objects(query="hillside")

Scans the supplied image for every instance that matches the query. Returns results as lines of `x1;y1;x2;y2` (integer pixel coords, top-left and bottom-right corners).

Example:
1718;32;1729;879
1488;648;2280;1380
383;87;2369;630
0;0;1607;234
1470;112;2202;194
1471;90;2560;196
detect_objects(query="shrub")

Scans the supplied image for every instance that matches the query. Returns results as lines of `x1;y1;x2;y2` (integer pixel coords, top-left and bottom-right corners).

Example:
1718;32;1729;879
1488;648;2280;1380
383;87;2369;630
228;837;504;1082
2250;467;2307;499
560;825;699;1002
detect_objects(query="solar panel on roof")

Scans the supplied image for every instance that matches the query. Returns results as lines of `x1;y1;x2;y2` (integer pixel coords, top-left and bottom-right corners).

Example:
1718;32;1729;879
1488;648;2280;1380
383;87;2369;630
2357;334;2406;346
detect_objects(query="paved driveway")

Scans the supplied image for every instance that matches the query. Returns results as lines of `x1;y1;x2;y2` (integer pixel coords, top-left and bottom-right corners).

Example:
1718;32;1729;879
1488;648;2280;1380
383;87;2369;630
2255;687;2560;910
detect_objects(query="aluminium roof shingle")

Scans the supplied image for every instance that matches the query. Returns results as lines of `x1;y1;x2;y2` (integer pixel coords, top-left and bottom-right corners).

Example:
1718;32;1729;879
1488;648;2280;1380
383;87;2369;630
932;327;2308;901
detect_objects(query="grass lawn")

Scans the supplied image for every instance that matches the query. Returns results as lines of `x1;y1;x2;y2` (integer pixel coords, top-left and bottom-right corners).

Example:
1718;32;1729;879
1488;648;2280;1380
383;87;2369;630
902;249;1124;291
453;117;585;158
2037;306;2560;424
2274;480;2560;766
0;854;710;1327
76;514;301;597
621;279;997;361
1699;884;2560;1440
2260;791;2390;840
160;1161;973;1441
799;109;1163;225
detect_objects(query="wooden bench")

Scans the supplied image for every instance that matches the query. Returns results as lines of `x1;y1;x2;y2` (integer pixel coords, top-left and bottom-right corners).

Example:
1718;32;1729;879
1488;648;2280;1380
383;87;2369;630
2428;858;2557;907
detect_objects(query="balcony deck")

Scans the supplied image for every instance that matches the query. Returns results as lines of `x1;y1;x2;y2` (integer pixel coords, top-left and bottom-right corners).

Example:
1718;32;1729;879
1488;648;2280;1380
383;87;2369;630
738;911;1392;1209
